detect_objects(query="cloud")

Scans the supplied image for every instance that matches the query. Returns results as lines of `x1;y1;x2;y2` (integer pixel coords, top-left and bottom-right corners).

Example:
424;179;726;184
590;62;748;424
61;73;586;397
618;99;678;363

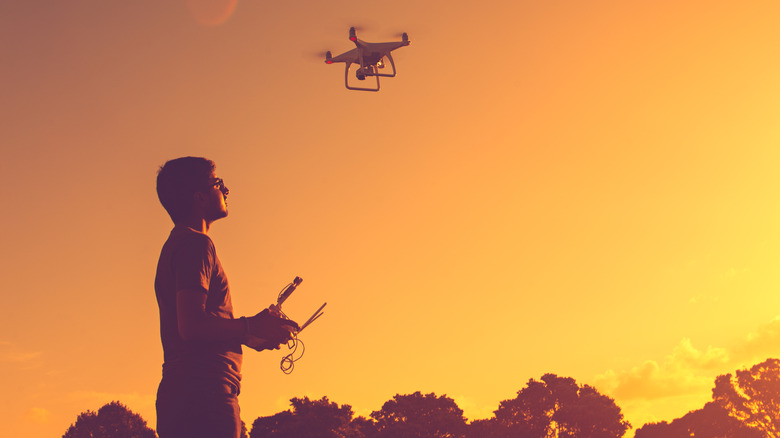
595;358;706;401
591;318;780;429
594;317;780;404
733;316;780;365
0;342;43;366
1;350;42;363
671;338;730;369
594;338;730;401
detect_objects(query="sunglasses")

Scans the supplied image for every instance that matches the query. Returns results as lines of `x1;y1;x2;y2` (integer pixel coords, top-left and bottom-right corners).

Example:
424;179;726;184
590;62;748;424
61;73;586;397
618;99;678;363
209;178;229;195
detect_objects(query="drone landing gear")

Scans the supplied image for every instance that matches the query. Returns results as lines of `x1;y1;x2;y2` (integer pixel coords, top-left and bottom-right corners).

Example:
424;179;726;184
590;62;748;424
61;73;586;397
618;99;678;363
344;54;398;92
345;64;380;91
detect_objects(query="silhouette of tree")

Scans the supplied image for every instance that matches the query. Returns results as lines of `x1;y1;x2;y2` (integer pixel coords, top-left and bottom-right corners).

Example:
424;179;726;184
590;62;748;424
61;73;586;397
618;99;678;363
466;417;499;438
712;357;780;437
249;411;294;437
350;415;378;438
249;411;295;438
249;396;363;438
633;402;763;438
491;373;630;438
370;391;467;438
62;401;157;438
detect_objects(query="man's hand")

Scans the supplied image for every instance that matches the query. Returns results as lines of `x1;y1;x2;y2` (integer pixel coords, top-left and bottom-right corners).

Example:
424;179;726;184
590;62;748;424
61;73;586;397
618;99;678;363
242;309;300;352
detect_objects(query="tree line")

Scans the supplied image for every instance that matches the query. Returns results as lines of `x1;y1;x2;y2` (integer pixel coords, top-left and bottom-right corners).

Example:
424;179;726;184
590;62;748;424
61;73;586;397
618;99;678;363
63;357;780;437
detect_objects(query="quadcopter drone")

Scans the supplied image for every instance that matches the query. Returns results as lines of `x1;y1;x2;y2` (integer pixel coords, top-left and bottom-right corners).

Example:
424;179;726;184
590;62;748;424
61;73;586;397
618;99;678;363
325;27;411;92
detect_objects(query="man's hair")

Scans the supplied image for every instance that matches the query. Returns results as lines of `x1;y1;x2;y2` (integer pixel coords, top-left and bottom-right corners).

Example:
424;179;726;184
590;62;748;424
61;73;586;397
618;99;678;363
156;157;216;223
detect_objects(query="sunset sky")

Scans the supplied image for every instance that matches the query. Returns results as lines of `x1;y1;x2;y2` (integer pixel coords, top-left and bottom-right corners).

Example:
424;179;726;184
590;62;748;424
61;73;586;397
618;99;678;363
3;1;780;436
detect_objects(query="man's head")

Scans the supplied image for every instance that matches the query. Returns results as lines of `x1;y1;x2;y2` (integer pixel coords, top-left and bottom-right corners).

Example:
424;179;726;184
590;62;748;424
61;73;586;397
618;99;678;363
157;157;229;224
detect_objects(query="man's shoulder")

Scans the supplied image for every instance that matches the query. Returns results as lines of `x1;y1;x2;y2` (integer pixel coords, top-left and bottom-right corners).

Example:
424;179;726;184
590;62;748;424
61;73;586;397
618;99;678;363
166;227;215;252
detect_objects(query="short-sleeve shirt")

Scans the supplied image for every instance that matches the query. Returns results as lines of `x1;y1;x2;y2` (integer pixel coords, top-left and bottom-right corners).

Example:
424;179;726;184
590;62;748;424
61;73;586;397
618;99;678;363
155;226;242;389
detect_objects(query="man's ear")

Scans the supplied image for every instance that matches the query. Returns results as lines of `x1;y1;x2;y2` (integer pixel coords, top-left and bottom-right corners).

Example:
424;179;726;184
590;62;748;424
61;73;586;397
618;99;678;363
192;190;208;206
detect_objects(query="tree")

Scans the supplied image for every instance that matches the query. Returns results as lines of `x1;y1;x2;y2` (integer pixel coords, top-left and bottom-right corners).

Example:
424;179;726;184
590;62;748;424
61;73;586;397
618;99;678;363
370;391;467;438
634;402;763;438
712;357;780;438
250;411;295;437
466;418;500;438
492;373;630;438
62;401;157;438
350;415;378;438
241;420;249;438
249;396;364;438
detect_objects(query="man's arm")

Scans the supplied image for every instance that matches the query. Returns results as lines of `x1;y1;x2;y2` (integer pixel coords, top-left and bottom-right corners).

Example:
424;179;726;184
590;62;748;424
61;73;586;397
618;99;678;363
177;288;243;341
176;288;300;345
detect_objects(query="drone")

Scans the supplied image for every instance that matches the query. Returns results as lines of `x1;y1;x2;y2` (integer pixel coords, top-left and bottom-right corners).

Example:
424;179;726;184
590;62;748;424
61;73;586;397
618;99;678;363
325;27;411;92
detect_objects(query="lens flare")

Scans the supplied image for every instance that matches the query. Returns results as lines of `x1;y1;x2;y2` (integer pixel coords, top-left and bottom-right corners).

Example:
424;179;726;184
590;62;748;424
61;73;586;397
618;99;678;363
186;0;239;27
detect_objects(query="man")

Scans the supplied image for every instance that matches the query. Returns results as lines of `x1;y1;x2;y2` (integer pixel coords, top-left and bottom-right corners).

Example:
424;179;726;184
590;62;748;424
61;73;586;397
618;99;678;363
154;157;298;438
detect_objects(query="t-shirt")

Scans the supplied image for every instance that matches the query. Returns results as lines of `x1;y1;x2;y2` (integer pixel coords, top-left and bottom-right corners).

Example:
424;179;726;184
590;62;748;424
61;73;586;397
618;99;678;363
154;226;242;389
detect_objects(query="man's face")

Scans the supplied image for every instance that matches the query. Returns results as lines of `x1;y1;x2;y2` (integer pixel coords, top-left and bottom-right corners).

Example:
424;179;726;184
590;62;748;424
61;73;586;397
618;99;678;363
201;172;229;221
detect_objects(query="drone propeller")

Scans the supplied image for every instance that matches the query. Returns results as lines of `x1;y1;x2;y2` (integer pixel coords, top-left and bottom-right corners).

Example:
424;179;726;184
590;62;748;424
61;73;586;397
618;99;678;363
346;25;378;41
304;49;331;60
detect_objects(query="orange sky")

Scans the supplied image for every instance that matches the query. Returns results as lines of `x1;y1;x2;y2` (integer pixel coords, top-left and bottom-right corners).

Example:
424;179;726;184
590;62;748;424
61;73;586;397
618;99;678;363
3;1;780;436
